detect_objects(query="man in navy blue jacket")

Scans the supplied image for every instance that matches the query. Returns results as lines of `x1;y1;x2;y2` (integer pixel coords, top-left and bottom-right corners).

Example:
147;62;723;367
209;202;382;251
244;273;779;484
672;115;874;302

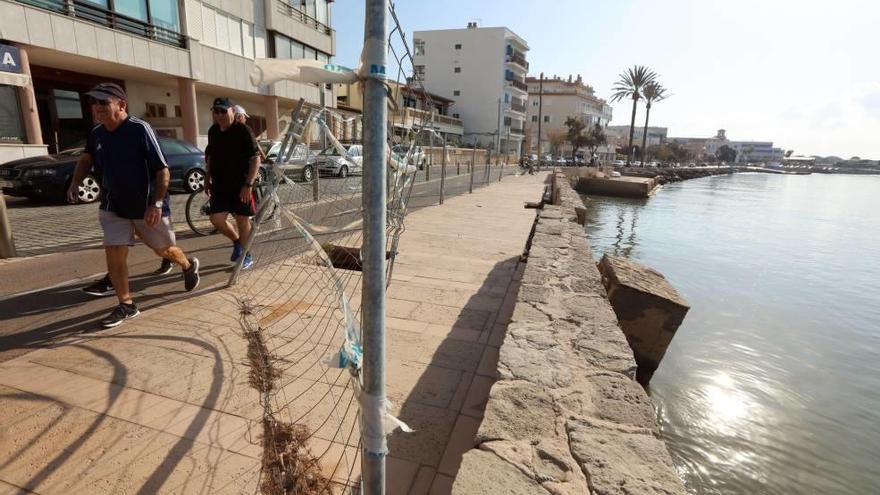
68;82;200;328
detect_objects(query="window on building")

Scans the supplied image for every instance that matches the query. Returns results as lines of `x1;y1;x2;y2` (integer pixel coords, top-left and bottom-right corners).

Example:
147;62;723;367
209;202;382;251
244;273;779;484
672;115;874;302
454;43;462;49
403;96;417;108
53;90;83;119
0;86;25;143
532;100;538;106
453;113;460;118
504;93;510;103
414;39;425;56
531;115;538;122
145;102;167;118
174;105;182;117
543;115;550;123
503;117;512;126
454;67;461;73
148;0;180;32
115;0;148;22
453;90;460;96
413;65;425;81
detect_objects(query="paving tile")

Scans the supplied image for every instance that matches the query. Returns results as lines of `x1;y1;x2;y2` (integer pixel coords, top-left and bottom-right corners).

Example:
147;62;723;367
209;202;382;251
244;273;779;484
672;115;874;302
437;415;482;476
408;466;437;495
429;474;455;495
461;375;496;419
476;346;500;378
387;456;421;495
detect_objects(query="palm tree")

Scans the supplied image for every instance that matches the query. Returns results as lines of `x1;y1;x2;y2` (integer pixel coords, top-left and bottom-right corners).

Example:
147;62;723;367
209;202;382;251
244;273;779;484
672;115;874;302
610;66;657;165
640;81;668;163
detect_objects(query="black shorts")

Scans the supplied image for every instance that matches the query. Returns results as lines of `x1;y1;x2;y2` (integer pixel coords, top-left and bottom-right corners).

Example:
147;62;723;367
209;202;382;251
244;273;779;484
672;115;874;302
208;192;256;217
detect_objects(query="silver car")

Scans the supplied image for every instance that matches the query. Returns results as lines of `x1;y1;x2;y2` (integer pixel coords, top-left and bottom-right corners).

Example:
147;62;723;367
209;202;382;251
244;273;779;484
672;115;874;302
317;144;363;178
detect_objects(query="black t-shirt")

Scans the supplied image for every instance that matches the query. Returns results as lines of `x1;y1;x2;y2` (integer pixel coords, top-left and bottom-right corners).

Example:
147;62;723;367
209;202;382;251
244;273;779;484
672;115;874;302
85;116;170;219
205;122;259;195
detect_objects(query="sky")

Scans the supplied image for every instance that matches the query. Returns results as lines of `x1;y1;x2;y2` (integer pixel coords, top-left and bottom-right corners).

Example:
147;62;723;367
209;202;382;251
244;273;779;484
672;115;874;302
332;0;879;159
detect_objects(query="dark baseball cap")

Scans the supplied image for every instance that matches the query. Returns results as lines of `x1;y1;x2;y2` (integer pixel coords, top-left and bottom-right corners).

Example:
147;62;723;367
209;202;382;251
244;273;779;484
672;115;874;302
212;97;233;110
85;82;127;101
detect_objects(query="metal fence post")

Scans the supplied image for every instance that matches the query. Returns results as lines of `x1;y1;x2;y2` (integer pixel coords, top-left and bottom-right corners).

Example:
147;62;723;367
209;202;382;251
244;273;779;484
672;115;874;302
469;146;476;193
439;137;447;205
362;0;387;492
0;193;17;258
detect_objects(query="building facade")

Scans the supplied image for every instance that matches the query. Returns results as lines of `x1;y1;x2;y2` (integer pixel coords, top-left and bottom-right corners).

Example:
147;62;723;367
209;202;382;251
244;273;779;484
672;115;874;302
0;0;336;163
335;79;463;144
412;23;528;154
526;74;613;159
605;125;667;152
669;129;784;163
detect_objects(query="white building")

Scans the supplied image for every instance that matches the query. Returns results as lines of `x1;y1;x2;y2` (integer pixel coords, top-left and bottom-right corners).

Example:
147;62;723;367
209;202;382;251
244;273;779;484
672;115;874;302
412;23;528;154
0;0;335;162
526;74;613;159
670;130;784;163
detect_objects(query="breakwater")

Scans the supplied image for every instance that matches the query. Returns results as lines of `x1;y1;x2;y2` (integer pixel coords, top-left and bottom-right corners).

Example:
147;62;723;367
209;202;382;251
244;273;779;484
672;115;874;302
618;166;735;183
452;171;685;494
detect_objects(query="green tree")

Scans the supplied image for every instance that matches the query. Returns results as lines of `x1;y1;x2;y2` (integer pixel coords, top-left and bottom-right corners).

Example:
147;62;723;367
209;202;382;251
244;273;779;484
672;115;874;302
564;116;588;161
583;124;608;164
648;144;673;163
716;145;737;163
640;81;668;161
610;65;657;165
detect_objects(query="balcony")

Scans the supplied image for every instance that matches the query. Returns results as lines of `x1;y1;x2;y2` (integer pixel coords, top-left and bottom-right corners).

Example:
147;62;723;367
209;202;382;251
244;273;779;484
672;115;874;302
510;99;526;113
506;78;528;92
276;0;333;35
17;0;187;48
397;107;463;133
506;51;528;70
505;125;524;136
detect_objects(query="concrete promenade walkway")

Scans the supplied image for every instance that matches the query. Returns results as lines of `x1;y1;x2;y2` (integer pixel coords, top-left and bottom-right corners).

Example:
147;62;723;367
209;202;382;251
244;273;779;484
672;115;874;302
0;172;547;494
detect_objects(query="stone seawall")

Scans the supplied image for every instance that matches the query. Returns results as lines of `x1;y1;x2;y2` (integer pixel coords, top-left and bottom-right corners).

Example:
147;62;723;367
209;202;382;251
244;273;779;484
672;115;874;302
452;172;686;495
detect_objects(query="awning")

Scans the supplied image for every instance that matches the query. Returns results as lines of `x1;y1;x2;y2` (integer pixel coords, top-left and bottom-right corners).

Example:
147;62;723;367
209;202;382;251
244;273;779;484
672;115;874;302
0;71;29;87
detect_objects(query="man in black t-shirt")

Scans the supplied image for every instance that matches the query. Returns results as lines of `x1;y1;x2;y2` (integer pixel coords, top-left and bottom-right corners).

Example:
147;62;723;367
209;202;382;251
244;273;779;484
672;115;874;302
204;97;261;269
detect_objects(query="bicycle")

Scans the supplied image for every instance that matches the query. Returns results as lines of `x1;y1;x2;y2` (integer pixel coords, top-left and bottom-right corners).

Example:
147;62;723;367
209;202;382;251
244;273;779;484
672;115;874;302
185;175;277;236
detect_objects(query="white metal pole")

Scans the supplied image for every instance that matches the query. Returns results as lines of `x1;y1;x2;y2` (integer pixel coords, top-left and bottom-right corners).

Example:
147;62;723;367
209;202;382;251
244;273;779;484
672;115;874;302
362;0;388;493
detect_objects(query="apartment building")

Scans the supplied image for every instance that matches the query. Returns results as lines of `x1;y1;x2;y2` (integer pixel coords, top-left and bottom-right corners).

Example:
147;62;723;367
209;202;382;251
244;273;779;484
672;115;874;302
526;74;613;159
0;0;336;162
605;125;668;150
412;23;528;154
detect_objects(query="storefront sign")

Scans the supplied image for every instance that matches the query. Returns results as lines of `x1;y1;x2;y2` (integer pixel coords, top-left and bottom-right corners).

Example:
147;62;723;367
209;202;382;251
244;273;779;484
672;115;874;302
0;45;22;74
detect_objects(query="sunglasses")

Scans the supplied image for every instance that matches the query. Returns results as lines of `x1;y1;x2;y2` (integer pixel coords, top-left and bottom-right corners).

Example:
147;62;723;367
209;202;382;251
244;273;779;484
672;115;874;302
212;108;229;114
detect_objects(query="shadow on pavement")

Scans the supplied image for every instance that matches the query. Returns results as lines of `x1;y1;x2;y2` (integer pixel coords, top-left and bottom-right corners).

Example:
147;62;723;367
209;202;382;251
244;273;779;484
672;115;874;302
0;262;231;362
387;257;521;494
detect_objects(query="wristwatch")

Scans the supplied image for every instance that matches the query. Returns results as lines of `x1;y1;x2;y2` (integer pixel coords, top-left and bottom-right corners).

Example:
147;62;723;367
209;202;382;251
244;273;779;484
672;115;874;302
152;200;163;208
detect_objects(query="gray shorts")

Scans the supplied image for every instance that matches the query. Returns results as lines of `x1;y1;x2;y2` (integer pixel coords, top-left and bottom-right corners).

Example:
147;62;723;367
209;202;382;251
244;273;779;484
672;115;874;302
99;209;177;249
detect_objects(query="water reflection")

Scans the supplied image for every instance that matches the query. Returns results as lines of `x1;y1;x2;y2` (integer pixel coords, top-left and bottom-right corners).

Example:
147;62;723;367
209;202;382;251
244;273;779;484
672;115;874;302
581;174;880;495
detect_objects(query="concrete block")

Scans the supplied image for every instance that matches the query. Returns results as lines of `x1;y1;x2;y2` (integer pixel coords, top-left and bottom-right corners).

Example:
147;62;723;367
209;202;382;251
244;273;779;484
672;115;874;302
598;255;690;385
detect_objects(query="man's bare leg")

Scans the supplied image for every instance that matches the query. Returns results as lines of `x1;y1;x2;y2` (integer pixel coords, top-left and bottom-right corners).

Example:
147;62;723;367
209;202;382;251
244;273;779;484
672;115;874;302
154;246;191;270
210;213;239;242
106;245;131;304
234;214;252;247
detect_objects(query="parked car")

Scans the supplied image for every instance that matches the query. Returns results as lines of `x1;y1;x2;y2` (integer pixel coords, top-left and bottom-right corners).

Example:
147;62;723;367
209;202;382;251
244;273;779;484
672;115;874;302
0;137;206;203
317;144;363;178
259;140;316;182
391;144;427;169
611;159;626;166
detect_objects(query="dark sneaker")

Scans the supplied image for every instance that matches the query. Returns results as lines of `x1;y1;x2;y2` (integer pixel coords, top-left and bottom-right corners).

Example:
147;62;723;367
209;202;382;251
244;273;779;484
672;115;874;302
230;242;243;263
101;302;140;328
184;257;200;291
83;275;114;297
154;258;174;275
240;253;254;270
